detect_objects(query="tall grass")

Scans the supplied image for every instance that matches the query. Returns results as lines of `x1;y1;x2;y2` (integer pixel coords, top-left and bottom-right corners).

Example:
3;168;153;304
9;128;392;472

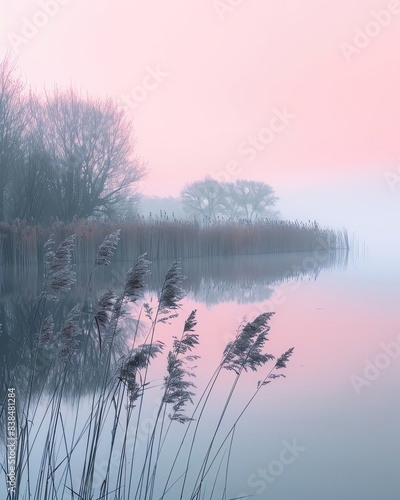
0;216;349;266
0;232;294;499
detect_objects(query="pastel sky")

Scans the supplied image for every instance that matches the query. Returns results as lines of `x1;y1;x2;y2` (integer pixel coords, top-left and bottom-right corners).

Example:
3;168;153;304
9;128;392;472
1;0;399;239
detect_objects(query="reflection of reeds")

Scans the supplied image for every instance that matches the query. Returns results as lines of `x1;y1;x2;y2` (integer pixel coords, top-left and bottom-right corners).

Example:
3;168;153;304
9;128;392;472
0;217;349;266
0;232;295;499
0;248;350;309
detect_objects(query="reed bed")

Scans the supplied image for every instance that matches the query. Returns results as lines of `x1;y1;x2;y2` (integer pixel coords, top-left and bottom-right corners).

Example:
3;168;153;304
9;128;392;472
0;232;294;499
0;216;349;267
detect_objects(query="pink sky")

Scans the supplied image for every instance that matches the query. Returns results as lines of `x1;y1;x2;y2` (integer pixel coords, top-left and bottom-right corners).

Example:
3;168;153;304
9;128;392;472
1;0;400;200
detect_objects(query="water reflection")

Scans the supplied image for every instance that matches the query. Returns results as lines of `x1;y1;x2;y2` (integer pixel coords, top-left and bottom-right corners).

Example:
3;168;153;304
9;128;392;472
0;249;348;404
1;248;348;304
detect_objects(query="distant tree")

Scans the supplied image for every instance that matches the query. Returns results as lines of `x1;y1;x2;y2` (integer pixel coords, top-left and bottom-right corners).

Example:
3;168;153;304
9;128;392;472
180;177;226;221
225;179;279;221
180;177;279;221
106;191;142;220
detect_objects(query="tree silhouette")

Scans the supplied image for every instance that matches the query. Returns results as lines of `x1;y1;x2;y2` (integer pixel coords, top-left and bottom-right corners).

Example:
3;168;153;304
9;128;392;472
0;58;146;223
180;177;279;221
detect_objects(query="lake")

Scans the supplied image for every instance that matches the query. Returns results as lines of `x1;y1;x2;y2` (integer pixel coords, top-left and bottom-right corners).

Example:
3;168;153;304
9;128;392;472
0;243;399;500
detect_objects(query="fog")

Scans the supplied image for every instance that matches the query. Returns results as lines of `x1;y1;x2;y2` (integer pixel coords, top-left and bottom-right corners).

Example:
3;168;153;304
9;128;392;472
278;177;400;254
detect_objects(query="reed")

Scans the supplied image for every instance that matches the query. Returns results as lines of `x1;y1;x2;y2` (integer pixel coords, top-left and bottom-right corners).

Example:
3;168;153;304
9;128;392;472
0;216;348;267
0;231;295;500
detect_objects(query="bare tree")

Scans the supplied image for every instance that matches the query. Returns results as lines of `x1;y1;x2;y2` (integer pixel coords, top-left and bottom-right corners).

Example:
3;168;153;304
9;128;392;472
181;177;279;222
0;56;26;220
32;88;146;221
9;134;55;222
225;180;279;221
180;177;226;221
0;59;146;223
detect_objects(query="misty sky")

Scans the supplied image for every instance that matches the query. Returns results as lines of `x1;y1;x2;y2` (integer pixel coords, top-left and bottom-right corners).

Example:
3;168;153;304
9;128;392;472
1;0;399;245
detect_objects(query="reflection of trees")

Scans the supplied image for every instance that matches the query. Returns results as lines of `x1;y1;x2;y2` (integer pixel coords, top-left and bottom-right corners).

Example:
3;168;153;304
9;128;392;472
0;291;131;409
0;295;37;409
152;250;348;305
0;249;348;402
187;280;274;307
1;250;349;308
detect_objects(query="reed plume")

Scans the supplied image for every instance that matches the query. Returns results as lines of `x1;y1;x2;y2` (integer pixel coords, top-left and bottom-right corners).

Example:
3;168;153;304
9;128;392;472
119;341;164;407
159;261;186;314
102;254;150;349
125;253;151;303
95;229;120;266
223;312;275;373
57;305;81;364
275;346;295;369
44;234;76;298
95;290;117;331
163;310;199;423
37;314;54;348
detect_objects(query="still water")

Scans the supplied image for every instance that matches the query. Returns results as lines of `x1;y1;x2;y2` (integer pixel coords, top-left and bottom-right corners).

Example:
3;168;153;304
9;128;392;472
0;245;398;499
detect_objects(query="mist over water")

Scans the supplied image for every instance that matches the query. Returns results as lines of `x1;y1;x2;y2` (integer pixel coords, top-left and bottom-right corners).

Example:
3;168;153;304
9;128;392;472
279;177;400;253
